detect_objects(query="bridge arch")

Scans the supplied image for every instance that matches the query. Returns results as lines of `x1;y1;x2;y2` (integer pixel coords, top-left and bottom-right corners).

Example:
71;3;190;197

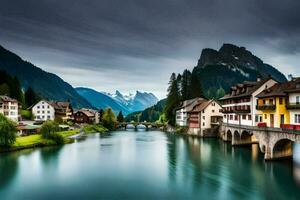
226;130;232;142
241;130;252;143
272;138;293;160
233;130;240;141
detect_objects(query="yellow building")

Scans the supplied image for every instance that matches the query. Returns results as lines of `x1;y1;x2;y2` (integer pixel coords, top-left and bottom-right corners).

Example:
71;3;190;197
256;83;290;128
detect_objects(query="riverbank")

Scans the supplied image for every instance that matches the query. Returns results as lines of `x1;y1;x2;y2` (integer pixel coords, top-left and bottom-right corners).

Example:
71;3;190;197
0;124;109;153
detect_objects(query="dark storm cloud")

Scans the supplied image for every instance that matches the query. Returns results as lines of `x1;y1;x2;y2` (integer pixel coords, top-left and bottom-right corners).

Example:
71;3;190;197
0;0;300;98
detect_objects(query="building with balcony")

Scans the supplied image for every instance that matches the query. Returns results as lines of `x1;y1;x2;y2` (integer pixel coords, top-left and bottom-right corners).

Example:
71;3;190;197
0;95;19;122
31;100;73;121
220;77;277;126
256;85;290;128
283;78;300;126
187;99;223;136
175;97;204;126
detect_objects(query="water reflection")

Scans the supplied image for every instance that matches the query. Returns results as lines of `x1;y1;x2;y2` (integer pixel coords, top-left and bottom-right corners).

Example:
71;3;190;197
0;131;300;199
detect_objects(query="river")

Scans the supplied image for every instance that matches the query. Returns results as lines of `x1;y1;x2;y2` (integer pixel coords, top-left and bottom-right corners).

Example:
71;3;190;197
0;130;300;200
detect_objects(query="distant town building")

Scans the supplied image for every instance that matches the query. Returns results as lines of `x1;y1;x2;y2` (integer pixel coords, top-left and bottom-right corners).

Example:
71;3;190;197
187;99;223;136
0;95;19;122
74;109;96;124
220;77;277;126
31;100;73;121
175;98;204;126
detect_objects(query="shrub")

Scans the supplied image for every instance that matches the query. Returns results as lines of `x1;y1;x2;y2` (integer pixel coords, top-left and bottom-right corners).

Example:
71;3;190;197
40;121;63;144
0;114;17;147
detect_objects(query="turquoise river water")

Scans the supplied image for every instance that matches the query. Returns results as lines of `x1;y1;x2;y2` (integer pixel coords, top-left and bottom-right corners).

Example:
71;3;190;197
1;130;300;200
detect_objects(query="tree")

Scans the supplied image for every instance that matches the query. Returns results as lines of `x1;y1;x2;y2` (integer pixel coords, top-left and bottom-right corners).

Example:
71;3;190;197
180;69;193;100
40;121;64;144
0;114;17;147
40;121;60;138
117;111;124;123
0;83;10;95
190;70;205;98
102;108;117;130
25;87;39;108
99;109;104;122
164;73;181;126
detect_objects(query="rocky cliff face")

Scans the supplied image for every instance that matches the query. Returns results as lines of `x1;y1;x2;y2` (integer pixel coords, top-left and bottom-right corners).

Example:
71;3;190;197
192;43;287;98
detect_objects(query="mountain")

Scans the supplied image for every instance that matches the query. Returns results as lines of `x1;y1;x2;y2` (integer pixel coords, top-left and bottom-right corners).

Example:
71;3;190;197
125;98;166;122
0;45;92;108
76;87;128;114
193;43;287;98
76;88;159;115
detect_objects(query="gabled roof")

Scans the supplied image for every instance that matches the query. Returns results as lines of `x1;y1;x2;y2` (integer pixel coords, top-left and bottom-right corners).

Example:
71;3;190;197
0;95;17;103
256;78;300;98
188;99;214;113
176;97;205;111
76;109;95;117
220;78;275;100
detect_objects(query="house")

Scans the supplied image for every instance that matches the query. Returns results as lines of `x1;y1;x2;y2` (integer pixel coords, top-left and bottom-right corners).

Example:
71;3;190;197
0;95;19;122
74;109;96;124
187;99;223;136
220;77;277;126
285;78;300;127
256;83;290;128
256;77;300;128
31;100;73;121
49;101;73;121
175;97;204;126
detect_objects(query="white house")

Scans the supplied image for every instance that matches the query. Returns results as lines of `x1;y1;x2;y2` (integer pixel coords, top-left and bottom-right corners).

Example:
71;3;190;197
220;77;277;126
285;78;300;126
32;100;55;121
0;95;19;122
187;99;223;136
175;98;204;126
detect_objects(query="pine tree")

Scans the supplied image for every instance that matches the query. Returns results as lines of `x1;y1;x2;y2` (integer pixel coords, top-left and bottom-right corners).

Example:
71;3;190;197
25;87;39;108
190;71;204;98
117;111;124;122
181;69;193;100
164;73;181;126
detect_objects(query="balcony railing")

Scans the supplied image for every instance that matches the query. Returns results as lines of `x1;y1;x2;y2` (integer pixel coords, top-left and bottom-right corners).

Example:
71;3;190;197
256;104;276;110
286;103;300;110
222;107;251;114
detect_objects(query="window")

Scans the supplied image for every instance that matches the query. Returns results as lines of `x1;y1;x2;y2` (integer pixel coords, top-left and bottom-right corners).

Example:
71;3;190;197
263;100;266;104
242;115;246;120
269;99;273;105
295;114;300;123
37;106;40;109
248;115;252;120
42;106;45;109
37;111;40;113
212;109;215;113
297;96;300;105
202;116;205;120
279;98;283;105
47;116;51;119
230;115;233;120
224;115;227;119
203;122;205;126
47;105;50;108
265;114;267;119
234;115;238;121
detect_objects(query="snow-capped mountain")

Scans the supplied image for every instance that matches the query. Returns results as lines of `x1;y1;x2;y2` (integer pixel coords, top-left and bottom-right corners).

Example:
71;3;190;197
108;90;158;113
76;88;158;115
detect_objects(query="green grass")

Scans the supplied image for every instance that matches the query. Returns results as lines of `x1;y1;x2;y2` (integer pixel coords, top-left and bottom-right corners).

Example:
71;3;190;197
83;124;108;134
12;129;80;148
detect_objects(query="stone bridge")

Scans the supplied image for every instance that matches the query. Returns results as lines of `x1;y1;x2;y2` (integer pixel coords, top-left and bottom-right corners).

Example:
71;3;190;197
220;123;300;160
119;122;163;130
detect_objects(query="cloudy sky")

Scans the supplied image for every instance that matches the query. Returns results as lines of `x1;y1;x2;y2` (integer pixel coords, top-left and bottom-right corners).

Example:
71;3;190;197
1;0;300;99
